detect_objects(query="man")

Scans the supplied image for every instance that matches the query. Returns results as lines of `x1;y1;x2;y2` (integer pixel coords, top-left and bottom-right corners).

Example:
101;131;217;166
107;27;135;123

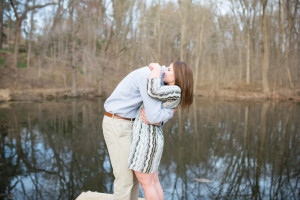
102;63;175;200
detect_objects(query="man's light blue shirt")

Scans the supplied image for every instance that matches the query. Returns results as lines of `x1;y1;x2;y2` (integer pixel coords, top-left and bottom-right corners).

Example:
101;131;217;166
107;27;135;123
104;66;174;124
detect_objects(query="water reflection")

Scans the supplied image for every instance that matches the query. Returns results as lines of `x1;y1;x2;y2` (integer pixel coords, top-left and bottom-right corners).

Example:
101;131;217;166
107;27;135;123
0;98;299;200
0;99;113;200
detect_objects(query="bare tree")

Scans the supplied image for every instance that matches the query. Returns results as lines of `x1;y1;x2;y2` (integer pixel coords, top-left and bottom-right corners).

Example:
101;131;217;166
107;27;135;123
261;0;270;94
191;6;208;95
26;0;35;67
37;0;64;77
178;0;192;61
111;0;135;53
280;0;294;89
68;0;77;96
244;0;258;85
3;0;298;96
0;0;4;49
9;0;56;68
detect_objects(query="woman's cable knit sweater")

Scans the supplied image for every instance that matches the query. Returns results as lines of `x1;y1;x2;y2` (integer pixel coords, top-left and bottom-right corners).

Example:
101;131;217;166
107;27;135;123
128;77;181;173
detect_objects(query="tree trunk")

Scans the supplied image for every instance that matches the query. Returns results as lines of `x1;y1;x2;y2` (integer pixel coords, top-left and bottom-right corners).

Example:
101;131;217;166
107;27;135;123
193;56;200;95
154;3;161;61
92;18;98;56
261;0;270;95
69;0;77;97
72;62;77;96
27;0;35;68
71;43;77;97
216;39;222;90
0;0;3;49
179;0;191;61
193;16;204;95
246;21;251;84
238;24;243;82
180;19;186;61
276;0;282;89
280;0;294;89
12;20;21;68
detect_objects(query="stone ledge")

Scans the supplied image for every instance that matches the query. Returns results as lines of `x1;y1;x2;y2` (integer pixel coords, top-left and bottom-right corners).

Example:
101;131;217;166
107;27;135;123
76;191;144;200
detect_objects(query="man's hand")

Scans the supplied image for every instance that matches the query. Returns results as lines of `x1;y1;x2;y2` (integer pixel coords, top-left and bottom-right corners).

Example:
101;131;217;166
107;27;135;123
140;109;161;126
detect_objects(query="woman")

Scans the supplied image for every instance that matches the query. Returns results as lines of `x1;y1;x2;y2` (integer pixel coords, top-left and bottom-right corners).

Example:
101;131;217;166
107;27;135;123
128;61;194;199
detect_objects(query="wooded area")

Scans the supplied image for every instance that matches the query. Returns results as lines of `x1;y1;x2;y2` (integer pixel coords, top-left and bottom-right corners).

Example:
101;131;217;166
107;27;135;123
0;0;299;99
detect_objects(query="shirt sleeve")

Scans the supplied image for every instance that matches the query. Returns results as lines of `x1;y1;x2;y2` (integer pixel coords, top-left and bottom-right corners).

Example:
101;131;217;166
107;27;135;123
138;70;174;124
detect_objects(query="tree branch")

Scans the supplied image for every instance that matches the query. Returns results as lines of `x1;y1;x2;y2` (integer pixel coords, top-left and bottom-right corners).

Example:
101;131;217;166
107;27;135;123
10;0;57;21
20;2;57;21
9;0;19;19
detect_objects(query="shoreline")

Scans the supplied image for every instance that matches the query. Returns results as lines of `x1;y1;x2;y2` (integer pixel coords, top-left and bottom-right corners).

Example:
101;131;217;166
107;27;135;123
0;88;299;103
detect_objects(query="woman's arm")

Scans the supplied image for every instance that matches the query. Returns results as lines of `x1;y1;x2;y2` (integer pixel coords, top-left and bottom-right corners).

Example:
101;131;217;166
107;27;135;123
138;67;174;124
147;77;181;101
148;63;162;79
147;63;181;101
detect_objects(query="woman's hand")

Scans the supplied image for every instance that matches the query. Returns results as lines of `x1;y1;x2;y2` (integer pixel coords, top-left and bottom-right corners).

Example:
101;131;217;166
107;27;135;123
149;63;161;71
148;63;162;79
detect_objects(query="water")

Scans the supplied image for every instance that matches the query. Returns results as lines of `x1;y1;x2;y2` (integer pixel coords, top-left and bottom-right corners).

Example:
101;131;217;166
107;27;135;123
0;98;299;200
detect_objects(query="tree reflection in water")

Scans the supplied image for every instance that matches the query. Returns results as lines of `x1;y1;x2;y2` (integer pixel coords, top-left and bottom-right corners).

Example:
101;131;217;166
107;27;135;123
0;99;113;200
0;98;299;200
161;99;299;200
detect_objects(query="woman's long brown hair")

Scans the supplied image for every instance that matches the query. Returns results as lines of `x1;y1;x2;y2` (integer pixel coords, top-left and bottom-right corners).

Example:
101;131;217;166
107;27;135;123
173;61;194;110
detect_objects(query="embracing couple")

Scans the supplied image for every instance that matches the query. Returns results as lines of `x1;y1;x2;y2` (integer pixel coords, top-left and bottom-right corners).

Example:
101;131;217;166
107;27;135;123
103;61;193;200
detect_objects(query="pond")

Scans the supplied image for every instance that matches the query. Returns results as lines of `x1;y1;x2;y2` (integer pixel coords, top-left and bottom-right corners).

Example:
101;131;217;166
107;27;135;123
0;98;299;200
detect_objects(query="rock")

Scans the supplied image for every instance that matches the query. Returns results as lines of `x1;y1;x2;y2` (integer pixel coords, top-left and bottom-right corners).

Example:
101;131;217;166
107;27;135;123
76;191;113;200
0;89;11;102
76;191;145;200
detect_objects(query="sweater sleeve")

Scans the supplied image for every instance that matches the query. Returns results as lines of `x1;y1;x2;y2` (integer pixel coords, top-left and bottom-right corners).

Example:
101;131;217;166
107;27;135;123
147;77;181;101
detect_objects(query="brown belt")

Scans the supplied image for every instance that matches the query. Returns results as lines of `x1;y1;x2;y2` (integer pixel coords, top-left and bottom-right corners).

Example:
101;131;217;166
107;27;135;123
105;112;135;121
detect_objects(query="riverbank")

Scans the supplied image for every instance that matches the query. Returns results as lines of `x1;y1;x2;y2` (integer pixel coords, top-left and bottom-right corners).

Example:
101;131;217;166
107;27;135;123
0;88;99;102
1;53;299;103
1;87;300;103
197;88;300;103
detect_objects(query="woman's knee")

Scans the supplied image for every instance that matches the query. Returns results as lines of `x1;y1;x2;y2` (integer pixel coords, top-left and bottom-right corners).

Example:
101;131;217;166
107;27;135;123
153;170;159;182
134;171;156;187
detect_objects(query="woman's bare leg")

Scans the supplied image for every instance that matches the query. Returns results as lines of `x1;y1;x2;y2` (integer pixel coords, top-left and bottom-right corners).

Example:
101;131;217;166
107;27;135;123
153;170;164;199
134;170;163;200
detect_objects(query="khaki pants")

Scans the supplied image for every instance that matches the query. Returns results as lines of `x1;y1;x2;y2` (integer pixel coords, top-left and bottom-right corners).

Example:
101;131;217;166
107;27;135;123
102;115;139;200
